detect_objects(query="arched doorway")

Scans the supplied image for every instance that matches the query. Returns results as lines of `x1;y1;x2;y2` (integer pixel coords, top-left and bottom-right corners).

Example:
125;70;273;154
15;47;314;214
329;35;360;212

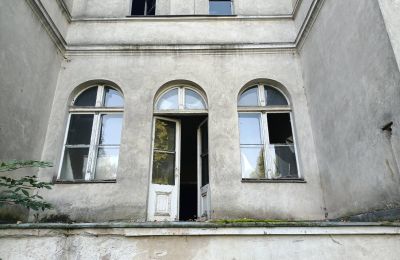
147;85;210;221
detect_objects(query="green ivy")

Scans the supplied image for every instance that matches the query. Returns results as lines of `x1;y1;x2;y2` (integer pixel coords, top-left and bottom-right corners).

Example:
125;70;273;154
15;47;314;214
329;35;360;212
0;160;53;211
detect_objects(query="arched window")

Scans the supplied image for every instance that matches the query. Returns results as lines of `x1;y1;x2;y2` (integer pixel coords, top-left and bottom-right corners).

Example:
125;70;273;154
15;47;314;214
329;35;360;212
59;85;124;181
238;83;299;180
155;86;207;112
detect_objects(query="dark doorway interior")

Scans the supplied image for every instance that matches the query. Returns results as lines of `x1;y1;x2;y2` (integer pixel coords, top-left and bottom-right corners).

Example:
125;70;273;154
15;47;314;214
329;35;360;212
176;115;207;221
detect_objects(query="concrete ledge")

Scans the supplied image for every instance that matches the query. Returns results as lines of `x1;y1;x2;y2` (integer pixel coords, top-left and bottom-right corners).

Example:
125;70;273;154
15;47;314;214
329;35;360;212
1;222;400;259
1;221;399;230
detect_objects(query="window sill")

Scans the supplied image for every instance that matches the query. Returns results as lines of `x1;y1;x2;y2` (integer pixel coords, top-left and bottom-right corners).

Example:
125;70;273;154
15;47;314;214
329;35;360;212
241;178;306;183
55;179;116;184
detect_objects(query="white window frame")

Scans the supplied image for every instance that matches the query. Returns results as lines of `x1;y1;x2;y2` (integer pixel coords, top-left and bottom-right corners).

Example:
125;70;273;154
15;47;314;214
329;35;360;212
154;85;208;114
238;84;301;180
57;85;124;181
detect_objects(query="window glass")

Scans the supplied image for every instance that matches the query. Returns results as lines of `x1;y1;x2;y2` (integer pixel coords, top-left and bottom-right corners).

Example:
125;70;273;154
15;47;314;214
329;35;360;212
265;86;288;106
152;152;175;185
269;146;298;178
99;114;123;145
239;113;262;145
241;147;265;179
209;0;232;15
74;87;98;106
154;119;176;151
61;148;89;180
185;89;206;109
67;115;94;145
132;0;155;15
95;147;119;180
267;113;293;144
104;87;123;107
238;86;259;107
157;88;179;110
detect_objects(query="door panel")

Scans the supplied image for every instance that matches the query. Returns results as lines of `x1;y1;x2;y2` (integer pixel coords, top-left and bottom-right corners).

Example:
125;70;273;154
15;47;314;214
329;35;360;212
148;117;180;221
197;119;210;219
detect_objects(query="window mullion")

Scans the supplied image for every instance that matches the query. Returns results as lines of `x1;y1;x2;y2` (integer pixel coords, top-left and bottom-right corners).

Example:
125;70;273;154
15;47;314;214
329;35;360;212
258;84;266;106
96;85;105;107
86;113;101;180
179;87;185;110
262;112;274;179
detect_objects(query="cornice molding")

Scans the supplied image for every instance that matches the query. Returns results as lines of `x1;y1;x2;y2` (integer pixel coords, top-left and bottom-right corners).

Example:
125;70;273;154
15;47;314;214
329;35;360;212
26;0;67;53
55;0;72;22
26;0;324;56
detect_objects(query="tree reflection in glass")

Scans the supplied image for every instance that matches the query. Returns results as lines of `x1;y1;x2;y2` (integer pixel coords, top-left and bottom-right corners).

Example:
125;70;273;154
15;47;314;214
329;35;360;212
152;119;176;185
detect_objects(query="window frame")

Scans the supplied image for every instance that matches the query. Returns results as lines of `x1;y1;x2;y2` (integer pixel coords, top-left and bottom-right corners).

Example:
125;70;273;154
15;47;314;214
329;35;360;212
130;0;156;16
154;85;208;114
57;85;124;182
238;83;302;181
209;0;233;16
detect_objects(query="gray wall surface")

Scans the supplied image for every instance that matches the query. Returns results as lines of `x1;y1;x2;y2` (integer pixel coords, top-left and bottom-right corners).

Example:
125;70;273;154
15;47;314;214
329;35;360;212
0;0;62;161
300;0;400;218
1;226;400;260
37;52;324;222
70;0;295;17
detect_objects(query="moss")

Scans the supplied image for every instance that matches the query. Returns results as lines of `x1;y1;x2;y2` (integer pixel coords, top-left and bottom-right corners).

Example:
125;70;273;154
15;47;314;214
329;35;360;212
39;214;72;224
211;218;292;224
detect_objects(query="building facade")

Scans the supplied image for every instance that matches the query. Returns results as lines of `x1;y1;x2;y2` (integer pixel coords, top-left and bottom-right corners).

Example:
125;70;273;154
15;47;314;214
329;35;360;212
1;0;400;224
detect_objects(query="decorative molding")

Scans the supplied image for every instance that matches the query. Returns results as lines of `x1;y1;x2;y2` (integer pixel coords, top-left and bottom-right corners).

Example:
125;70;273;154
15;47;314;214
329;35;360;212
25;0;67;54
55;0;72;22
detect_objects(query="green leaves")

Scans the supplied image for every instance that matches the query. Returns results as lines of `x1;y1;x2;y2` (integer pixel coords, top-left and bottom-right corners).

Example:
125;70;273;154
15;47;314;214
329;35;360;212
0;160;53;211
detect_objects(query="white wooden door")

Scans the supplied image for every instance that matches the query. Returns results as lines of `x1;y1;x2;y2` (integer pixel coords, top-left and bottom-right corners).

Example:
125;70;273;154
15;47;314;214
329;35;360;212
197;119;210;219
148;117;181;221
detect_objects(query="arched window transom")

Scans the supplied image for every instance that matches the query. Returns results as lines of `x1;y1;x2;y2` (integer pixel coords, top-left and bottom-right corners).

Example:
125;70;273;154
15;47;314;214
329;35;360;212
59;85;124;181
155;86;207;111
238;84;300;180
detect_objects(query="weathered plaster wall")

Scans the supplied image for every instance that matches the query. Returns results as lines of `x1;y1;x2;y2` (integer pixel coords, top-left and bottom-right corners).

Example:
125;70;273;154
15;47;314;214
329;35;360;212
70;0;294;17
65;18;295;46
1;225;400;260
235;0;293;15
378;0;400;70
299;0;400;218
0;0;62;161
38;52;324;221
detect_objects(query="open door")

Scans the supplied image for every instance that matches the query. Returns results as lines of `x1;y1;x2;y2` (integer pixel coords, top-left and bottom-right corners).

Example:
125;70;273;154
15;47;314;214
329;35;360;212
197;119;210;219
148;117;180;221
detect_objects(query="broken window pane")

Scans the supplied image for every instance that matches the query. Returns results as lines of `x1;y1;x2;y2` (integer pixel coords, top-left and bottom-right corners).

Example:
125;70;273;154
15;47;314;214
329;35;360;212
99;114;123;145
157;88;179;110
61;148;89;180
185;89;206;110
67;114;94;145
238;86;259;106
152;152;175;185
95;147;119;180
241;147;265;179
269;146;298;178
265;86;288;106
74;87;97;106
209;0;232;15
104;87;123;107
239;113;262;145
267;113;293;144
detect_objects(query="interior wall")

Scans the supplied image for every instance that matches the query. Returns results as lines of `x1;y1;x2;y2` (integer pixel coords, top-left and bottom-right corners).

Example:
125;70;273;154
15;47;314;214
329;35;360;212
299;0;400;218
